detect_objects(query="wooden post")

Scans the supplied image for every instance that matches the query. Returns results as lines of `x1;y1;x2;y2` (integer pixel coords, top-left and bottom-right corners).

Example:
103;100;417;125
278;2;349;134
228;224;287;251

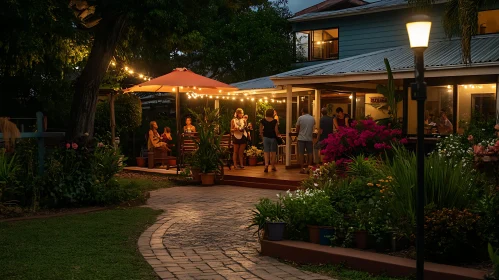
110;91;117;149
496;76;499;124
351;92;357;119
176;87;181;173
36;112;45;175
286;85;292;167
314;90;321;128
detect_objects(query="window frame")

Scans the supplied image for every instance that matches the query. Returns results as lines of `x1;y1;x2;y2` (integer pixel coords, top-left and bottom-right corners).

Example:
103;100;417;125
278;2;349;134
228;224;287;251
294;27;340;62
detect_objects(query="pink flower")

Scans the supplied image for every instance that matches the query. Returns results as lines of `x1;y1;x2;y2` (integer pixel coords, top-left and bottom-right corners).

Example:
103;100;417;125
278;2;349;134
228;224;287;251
400;138;408;144
65;143;70;149
97;142;104;148
467;135;474;142
72;143;78;150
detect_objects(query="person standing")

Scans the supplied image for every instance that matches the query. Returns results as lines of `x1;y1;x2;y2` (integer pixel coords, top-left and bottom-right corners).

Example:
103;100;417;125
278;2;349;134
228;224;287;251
333;107;350;131
260;109;281;173
273;110;280;125
231;108;248;169
316;108;333;163
296;107;315;174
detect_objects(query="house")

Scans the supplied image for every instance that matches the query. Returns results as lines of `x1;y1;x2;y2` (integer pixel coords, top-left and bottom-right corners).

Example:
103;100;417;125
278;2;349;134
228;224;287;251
231;0;499;167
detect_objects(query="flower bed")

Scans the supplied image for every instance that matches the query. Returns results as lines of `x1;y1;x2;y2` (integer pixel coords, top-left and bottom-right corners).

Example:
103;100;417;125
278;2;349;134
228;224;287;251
251;123;499;271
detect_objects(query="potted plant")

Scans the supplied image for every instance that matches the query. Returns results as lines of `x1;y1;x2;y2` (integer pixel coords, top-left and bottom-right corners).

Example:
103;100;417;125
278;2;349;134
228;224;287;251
304;189;337;244
486;243;499;280
244;146;262;166
136;156;146;167
249;198;285;241
190;108;224;186
266;217;286;241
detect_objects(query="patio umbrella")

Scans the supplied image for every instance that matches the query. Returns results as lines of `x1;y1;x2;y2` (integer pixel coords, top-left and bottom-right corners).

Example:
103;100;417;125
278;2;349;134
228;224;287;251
124;68;238;171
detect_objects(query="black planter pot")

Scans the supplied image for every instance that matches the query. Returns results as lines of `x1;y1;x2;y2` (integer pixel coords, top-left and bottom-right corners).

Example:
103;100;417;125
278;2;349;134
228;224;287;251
319;227;335;246
266;222;286;241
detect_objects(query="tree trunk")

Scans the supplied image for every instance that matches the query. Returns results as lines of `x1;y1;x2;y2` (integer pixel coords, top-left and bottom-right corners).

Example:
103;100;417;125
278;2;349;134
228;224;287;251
68;13;127;140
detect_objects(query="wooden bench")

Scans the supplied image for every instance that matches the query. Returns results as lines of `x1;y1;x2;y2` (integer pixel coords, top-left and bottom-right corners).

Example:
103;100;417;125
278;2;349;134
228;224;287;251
180;132;199;167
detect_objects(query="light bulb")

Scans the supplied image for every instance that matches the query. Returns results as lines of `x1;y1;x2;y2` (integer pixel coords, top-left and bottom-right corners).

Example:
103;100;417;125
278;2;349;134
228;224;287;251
128;70;134;74
124;66;128;70
111;62;116;66
139;74;143;78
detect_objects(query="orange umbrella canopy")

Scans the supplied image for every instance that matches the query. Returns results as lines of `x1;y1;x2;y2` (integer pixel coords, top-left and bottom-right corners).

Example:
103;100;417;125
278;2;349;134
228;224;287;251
125;68;238;94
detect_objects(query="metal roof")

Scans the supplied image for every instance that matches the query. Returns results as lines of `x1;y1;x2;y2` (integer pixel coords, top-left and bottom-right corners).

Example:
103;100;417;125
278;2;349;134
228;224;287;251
272;34;499;79
230;76;276;90
289;0;410;22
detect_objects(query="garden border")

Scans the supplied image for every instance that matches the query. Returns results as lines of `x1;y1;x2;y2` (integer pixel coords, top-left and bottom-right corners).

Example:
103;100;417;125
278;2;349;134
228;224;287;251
261;240;487;280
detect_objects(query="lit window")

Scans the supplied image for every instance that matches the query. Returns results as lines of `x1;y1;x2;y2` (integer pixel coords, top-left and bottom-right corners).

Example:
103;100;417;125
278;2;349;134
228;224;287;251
478;10;499;34
295;28;339;62
457;84;497;133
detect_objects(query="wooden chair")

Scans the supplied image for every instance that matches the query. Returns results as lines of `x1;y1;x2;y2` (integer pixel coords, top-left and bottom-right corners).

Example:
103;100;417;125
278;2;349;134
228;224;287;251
219;134;233;170
180;132;199;167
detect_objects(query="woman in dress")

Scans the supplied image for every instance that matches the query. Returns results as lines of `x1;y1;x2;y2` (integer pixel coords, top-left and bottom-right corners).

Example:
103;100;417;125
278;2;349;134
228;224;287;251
148;121;167;151
231;108;248;169
260;109;280;172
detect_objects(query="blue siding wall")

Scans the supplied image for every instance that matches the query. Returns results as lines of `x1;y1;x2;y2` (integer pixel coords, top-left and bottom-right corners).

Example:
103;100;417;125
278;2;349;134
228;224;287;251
293;5;447;60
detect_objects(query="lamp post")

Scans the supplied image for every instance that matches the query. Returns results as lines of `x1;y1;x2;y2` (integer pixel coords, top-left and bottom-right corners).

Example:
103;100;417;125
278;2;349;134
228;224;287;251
406;14;432;280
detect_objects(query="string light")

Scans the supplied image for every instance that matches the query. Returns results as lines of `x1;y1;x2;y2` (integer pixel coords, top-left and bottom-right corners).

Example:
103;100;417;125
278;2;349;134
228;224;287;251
124;66;129;71
111;62;116;66
139;74;144;78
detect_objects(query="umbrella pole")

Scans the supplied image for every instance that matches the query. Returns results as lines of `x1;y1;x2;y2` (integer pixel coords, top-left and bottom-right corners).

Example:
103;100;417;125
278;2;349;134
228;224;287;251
176;86;181;174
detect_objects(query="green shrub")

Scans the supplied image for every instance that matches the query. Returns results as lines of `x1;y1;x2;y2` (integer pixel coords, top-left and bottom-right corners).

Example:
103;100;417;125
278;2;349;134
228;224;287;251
381;146;480;237
94;93;142;140
424;208;481;263
94;179;145;205
488;243;499;278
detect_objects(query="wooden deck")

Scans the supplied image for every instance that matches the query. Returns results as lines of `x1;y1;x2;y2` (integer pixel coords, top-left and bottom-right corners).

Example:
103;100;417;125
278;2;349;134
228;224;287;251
124;164;306;190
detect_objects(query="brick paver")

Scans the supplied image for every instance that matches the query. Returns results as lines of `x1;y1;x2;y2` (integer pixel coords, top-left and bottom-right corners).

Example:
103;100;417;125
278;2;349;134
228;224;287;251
138;186;333;280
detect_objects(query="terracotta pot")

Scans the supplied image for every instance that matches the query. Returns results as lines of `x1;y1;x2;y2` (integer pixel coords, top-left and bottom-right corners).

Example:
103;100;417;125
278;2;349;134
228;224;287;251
136;157;146;168
200;173;215;185
167;158;177;167
308;225;320;244
191;168;201;182
248;156;258;166
354;230;368;249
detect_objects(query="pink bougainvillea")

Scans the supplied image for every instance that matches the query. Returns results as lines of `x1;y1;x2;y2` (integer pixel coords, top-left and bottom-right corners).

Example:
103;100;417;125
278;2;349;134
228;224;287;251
321;119;406;162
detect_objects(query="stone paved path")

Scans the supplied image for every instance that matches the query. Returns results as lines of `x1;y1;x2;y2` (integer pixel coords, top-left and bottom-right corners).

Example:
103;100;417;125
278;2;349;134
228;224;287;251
138;186;333;280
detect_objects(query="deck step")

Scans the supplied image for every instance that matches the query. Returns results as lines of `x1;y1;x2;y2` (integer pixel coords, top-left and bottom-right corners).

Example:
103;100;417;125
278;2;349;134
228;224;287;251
221;180;298;191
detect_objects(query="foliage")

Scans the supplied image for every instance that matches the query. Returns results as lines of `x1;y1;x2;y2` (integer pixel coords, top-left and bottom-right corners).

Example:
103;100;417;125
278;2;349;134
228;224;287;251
476;187;499;246
424;208;481;262
322;119;407;163
381;146;481;237
489;243;499;279
189;107;224;174
44;142;125;206
244;146;263;157
279;189;339;239
94;93;142;140
430;134;473;165
375;59;403;128
249;198;284;234
0;208;162;280
408;0;499;64
0;149;20;201
302;162;338;189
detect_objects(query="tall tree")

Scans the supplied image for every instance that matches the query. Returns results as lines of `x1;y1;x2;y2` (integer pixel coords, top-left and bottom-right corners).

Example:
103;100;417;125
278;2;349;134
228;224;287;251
408;0;498;64
67;0;271;139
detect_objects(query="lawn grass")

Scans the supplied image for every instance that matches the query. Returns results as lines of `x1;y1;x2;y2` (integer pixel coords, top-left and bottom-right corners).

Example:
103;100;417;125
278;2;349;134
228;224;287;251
0;207;162;280
116;175;173;191
297;264;411;280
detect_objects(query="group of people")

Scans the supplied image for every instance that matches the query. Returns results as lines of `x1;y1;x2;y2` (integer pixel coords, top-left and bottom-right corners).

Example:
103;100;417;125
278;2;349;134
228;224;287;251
295;106;349;174
231;108;280;171
147;105;350;175
425;110;453;135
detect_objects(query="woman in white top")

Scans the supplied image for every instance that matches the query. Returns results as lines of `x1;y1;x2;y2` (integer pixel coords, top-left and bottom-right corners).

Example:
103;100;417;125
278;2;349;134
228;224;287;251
231;108;248;169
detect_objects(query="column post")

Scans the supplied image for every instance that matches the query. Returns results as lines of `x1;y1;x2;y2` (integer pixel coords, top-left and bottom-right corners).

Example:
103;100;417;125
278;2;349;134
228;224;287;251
214;99;220;110
351;92;357;119
496;75;499;124
314;89;321;128
286;85;293;167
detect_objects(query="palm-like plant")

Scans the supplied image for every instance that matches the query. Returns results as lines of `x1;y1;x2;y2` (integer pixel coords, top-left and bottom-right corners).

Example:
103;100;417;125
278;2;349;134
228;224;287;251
375;58;403;128
408;0;498;64
189;108;224;174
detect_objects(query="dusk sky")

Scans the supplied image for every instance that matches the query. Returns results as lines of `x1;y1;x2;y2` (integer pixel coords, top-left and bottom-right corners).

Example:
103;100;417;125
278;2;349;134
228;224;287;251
286;0;377;13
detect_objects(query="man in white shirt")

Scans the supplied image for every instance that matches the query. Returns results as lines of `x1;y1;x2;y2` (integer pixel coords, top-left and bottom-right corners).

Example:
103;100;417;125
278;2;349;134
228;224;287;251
296;107;315;174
